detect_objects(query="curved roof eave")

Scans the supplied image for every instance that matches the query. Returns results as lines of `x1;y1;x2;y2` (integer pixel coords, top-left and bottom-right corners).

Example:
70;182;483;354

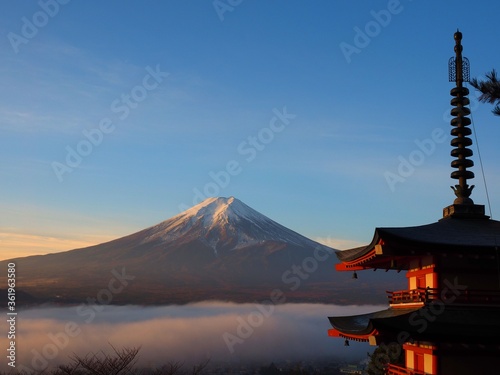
328;307;420;336
336;217;500;263
336;229;381;262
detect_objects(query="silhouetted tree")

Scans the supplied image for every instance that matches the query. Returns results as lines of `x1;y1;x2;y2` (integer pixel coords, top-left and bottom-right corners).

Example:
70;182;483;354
188;359;209;375
470;69;500;116
69;345;140;375
0;350;212;375
366;343;404;375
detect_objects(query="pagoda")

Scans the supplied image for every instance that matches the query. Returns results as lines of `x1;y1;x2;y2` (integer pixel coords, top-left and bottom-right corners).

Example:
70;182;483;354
328;31;500;374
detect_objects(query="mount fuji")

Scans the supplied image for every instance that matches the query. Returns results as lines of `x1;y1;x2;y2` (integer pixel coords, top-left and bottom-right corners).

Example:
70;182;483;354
0;197;405;305
140;196;330;256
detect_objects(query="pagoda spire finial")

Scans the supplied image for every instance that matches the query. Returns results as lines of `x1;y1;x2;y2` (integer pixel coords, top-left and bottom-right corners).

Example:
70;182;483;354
449;30;474;205
443;31;487;219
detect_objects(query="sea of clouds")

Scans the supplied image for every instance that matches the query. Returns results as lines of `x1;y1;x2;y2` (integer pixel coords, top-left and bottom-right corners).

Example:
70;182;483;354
1;302;384;372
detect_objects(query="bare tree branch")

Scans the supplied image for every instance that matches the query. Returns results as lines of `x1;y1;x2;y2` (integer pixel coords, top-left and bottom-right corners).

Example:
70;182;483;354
69;345;140;375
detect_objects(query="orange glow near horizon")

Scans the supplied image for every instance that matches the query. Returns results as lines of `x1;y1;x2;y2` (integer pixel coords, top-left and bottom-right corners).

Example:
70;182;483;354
0;231;363;261
0;232;116;261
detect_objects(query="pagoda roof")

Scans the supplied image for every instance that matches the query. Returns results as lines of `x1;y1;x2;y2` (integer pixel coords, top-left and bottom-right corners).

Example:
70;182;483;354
328;307;419;338
337;216;500;264
329;305;500;343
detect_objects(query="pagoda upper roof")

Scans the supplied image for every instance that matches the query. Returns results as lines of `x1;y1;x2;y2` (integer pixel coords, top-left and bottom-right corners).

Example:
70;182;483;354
337;216;500;264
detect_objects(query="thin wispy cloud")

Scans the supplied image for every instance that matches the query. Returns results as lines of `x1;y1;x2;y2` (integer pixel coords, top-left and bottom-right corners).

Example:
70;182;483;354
314;237;366;250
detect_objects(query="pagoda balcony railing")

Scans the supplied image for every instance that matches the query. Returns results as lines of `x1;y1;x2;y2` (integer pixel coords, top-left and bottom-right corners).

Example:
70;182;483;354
386;364;427;375
387;289;427;305
387;288;500;306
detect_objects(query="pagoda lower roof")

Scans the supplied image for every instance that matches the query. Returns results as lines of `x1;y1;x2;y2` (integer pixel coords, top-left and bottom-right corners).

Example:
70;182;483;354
328;307;419;336
329;305;500;343
337;216;500;263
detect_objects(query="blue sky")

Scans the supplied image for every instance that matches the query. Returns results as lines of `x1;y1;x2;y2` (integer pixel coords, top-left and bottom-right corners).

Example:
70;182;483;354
2;0;500;260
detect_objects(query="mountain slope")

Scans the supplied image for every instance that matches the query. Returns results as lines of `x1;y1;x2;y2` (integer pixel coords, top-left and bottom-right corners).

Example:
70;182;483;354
0;197;405;305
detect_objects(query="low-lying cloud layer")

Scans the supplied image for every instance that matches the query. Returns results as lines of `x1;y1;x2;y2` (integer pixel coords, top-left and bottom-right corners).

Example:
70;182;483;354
2;302;383;372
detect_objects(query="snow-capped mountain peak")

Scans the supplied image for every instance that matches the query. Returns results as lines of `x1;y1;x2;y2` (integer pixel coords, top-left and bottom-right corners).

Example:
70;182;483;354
168;196;261;229
140;197;330;255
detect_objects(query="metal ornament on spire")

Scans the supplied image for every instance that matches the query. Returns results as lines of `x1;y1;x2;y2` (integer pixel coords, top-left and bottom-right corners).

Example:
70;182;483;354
448;30;475;205
448;32;470;84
